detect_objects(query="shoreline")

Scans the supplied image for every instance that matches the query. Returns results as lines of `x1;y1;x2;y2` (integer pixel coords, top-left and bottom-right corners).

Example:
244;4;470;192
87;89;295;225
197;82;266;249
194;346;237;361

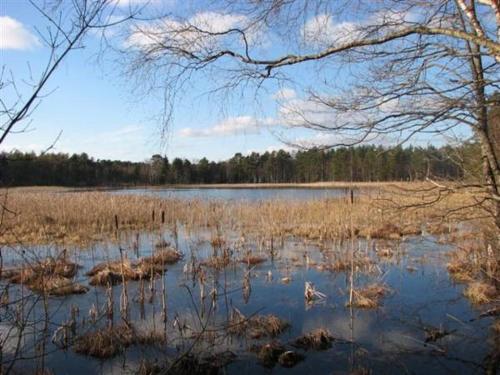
1;181;424;192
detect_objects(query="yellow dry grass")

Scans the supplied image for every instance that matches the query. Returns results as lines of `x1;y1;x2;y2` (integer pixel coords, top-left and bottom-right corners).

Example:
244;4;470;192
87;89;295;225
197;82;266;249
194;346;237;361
463;282;498;304
0;184;479;246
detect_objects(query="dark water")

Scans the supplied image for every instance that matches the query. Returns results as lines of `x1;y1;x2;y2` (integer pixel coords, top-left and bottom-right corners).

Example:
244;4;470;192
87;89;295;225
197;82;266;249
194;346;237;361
1;228;497;375
109;187;356;201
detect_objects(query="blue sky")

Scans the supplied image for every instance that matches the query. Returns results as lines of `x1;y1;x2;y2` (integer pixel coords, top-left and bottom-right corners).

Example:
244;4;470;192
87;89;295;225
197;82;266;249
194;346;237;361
0;0;462;162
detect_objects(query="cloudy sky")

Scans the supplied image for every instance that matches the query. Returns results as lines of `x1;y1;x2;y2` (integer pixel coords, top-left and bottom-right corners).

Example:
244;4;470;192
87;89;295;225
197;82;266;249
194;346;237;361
0;0;453;162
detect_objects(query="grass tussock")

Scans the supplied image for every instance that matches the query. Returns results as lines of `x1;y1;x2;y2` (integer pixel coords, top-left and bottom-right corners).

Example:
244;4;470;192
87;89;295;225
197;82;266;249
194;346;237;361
228;308;289;339
293;328;334;350
2;254;87;296
278;350;305;368
347;284;390;309
166;351;235;375
73;325;135;358
73;324;166;358
251;341;286;367
463;282;498;304
87;249;180;286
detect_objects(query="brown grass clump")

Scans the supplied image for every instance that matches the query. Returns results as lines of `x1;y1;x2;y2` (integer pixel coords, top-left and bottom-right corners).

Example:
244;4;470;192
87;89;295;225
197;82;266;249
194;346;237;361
463;282;498;304
3;255;79;284
30;276;88;296
87;259;141;286
73;325;135;358
138;359;162;375
492;320;500;333
228;308;289;339
240;254;267;265
201;256;232;269
144;248;182;265
166;352;235;374
87;251;178;286
2;254;87;296
447;260;474;283
347;284;390;309
293;328;334;350
278;350;304;368
73;324;166;359
361;223;402;240
251;341;286;368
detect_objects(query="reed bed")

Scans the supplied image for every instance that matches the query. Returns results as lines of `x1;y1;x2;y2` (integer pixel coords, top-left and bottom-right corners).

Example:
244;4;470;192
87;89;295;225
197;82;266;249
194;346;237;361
0;187;478;246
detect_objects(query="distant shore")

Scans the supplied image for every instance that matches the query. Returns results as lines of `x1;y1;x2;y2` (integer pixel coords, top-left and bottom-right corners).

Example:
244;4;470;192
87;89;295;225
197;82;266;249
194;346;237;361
1;181;424;193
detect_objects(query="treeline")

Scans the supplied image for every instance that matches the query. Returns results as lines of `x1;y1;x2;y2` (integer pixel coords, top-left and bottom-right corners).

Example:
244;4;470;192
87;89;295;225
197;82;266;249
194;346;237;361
0;144;478;187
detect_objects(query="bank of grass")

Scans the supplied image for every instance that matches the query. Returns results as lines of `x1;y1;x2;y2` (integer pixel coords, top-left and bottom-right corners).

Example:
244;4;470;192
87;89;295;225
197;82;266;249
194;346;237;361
0;182;483;246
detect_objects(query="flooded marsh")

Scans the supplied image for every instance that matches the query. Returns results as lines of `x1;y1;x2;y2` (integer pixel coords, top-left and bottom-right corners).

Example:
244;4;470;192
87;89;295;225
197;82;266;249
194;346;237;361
0;187;498;374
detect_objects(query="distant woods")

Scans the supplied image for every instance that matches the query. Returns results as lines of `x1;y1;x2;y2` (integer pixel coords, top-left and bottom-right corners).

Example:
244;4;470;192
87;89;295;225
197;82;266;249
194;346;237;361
1;144;480;187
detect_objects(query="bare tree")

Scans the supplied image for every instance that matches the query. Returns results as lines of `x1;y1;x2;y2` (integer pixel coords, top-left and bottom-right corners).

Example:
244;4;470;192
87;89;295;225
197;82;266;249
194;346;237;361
121;0;500;229
0;0;139;147
0;1;139;373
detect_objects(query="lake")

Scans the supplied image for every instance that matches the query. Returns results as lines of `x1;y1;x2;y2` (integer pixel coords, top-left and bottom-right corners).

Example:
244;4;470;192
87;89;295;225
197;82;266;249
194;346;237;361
109;186;357;201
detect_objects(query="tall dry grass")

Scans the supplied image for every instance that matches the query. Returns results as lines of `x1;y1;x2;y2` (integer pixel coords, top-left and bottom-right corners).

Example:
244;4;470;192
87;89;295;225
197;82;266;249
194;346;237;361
0;185;480;246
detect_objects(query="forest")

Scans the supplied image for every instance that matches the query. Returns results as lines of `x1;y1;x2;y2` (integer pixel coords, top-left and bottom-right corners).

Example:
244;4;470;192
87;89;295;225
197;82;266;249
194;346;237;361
0;144;479;187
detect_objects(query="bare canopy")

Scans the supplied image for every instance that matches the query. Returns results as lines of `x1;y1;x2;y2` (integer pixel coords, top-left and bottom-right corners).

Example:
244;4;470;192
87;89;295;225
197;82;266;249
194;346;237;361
122;0;500;227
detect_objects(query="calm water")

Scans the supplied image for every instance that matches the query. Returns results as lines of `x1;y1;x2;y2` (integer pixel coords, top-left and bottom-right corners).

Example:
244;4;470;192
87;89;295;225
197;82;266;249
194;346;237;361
109;187;357;201
2;228;497;375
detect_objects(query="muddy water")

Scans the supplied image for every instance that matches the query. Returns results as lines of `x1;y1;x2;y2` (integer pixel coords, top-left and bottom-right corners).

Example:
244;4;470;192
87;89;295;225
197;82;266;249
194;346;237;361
1;229;497;374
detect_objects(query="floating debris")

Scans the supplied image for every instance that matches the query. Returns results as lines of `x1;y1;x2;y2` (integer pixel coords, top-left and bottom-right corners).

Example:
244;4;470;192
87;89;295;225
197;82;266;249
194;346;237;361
281;276;291;284
304;281;326;303
293;328;334;350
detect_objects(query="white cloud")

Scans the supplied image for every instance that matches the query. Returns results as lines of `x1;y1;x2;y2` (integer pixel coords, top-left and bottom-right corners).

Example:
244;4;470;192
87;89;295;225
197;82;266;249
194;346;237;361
272;88;296;100
179;116;276;138
302;14;362;47
0;16;40;50
126;11;266;53
302;9;416;48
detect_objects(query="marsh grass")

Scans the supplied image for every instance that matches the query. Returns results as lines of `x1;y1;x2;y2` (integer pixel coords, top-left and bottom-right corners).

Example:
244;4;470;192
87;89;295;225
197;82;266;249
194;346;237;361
463;282;498;304
0;186;477;246
293;329;335;350
86;248;181;286
1;253;88;296
347;284;391;309
228;308;289;339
